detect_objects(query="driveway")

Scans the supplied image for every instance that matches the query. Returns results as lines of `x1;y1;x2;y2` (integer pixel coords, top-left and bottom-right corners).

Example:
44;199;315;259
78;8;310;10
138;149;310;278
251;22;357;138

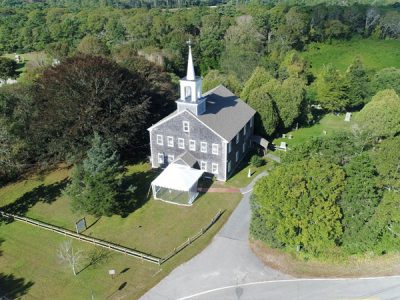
141;172;400;300
141;172;289;300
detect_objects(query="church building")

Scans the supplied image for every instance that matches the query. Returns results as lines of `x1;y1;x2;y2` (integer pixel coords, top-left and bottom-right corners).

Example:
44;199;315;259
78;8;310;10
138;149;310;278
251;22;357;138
148;43;256;205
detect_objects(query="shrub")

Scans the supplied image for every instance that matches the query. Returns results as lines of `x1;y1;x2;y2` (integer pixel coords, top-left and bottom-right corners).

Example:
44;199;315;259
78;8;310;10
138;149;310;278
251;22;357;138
250;155;264;168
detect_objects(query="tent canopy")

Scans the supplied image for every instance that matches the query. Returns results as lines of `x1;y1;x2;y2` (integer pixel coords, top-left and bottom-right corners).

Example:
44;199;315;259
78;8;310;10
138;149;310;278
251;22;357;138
151;163;204;192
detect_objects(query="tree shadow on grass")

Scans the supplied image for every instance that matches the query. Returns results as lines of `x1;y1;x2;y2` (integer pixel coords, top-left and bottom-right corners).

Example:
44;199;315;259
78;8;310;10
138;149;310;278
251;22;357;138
116;170;159;217
0;273;34;299
1;179;70;216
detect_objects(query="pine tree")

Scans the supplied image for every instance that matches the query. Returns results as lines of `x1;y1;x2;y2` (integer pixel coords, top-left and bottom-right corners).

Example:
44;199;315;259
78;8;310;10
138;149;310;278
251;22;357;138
64;133;122;217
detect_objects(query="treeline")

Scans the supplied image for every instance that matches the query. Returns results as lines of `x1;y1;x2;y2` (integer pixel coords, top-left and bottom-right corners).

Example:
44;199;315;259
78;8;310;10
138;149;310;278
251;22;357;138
1;0;399;9
1;4;400;76
251;89;400;258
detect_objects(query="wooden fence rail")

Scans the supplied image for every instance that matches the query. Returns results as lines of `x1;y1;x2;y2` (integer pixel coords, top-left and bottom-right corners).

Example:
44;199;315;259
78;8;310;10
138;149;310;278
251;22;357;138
161;209;223;263
0;209;223;265
0;211;162;265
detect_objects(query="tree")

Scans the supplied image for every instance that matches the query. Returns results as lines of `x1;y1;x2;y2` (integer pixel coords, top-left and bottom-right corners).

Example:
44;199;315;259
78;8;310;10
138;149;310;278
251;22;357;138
370;136;400;190
57;240;83;276
355;89;400;139
273;77;306;129
202;70;241;95
340;154;382;253
76;35;110;57
345;57;370;108
251;159;345;256
370;67;400;95
29;55;153;162
0;57;17;79
247;85;279;136
240;67;273;101
315;64;349;112
63;133;122;217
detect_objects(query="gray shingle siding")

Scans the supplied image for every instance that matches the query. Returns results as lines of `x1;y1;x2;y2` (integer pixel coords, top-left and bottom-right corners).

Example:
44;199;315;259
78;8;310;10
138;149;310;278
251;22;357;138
149;110;227;181
226;116;255;178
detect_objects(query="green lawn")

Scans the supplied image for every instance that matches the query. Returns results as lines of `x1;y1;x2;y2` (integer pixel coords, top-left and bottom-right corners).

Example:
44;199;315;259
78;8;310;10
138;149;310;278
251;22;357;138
2;52;49;79
273;113;354;149
0;161;243;299
302;39;400;74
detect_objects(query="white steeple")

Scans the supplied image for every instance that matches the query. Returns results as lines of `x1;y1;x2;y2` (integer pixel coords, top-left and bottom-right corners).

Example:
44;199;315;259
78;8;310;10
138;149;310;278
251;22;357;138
176;40;206;115
186;39;195;80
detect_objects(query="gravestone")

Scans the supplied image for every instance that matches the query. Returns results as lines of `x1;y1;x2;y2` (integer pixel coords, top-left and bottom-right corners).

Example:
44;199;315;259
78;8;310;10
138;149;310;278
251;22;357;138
344;112;352;122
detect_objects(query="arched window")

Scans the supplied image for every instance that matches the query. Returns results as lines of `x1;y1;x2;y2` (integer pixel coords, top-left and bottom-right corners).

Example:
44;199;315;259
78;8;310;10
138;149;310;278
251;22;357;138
184;86;191;100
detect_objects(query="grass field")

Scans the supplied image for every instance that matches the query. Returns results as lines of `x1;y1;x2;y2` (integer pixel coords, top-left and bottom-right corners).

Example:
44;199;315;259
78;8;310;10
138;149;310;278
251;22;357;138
1;52;49;79
302;39;400;74
272;113;354;149
0;161;243;299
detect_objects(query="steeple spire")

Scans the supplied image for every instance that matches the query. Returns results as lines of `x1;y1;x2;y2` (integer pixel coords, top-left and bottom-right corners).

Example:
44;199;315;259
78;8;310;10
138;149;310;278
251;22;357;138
186;39;195;80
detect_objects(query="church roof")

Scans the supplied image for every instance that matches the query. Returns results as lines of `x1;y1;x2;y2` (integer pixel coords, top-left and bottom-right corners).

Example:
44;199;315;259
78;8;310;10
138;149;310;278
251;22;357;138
198;85;256;141
148;85;256;142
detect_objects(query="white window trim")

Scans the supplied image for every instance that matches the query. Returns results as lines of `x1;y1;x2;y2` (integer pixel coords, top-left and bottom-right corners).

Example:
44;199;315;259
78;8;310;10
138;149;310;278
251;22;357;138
236;133;239;144
212;163;218;174
189;140;196;151
200;142;207;153
183;121;190;133
242;143;246;153
236;151;239;162
167;136;174;147
228;141;232;153
200;161;207;171
178;138;185;149
244;124;247;135
228;160;231;173
212;143;219;155
168;154;174;162
156;134;163;146
158;153;164;164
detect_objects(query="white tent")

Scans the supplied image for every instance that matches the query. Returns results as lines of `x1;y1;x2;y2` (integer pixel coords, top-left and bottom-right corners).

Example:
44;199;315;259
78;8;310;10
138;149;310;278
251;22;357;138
151;163;204;205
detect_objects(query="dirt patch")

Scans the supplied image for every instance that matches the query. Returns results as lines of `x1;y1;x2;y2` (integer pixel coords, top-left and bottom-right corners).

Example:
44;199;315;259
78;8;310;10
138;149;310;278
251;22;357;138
250;239;400;278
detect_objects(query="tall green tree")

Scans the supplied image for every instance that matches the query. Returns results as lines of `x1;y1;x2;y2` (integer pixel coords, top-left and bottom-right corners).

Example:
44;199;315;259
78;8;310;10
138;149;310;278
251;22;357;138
340;154;382;253
64;133;121;217
247;84;279;136
0;58;18;79
240;67;273;101
76;35;110;57
356;89;400;139
315;64;349;112
370;67;400;95
345;57;370;108
252;158;345;256
370;136;400;190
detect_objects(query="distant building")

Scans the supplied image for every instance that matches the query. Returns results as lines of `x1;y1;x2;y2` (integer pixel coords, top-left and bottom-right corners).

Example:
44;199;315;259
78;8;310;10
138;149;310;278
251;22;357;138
148;42;256;204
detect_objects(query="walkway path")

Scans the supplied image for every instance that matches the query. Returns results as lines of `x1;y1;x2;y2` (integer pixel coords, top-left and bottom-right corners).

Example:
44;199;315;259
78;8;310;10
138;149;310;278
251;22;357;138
141;172;289;300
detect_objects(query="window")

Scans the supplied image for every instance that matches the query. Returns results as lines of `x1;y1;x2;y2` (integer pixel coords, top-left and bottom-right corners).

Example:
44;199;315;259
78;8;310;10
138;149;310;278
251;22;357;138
200;142;207;153
183;121;190;133
189;140;196;151
236;132;240;144
212;144;219;155
243;143;246;153
158;153;164;164
212;163;218;174
250;117;254;128
167;136;174;147
228;141;232;153
228;161;231;173
178;138;185;149
156;134;163;145
167;154;174;163
200;161;207;171
236;151;239;162
244;124;247;136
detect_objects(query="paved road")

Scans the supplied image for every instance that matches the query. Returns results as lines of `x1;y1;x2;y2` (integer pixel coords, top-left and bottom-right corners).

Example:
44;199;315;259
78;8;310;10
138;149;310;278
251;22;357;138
141;172;289;300
142;172;400;300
